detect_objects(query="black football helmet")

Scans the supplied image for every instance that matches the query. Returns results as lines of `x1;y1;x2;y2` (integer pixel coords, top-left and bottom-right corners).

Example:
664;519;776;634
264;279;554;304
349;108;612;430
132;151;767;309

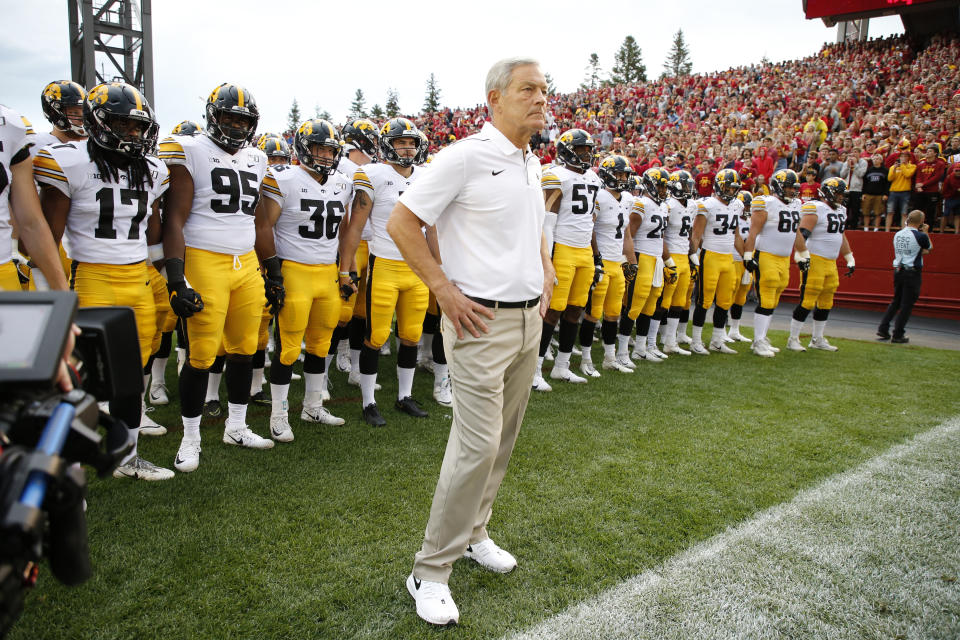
205;83;259;150
172;120;202;136
259;136;291;162
736;190;753;213
597;155;634;190
341;118;380;160
414;130;431;165
41;80;86;136
641;167;670;204
667;170;695;200
83;82;158;158
626;174;642;193
379;118;427;168
819;177;848;208
294;119;342;176
555;128;594;172
770;169;800;203
713;168;742;203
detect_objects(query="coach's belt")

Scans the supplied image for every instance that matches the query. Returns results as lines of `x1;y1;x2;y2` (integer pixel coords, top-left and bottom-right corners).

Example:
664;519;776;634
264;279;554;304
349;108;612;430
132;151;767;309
467;295;540;309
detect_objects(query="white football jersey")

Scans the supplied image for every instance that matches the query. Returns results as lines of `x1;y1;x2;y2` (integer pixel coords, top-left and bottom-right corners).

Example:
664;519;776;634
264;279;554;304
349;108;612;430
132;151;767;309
158;134;267;255
752;194;801;257
337;155;373;242
664;196;695;255
802;199;847;260
30;131;61;158
0;106;34;264
732;199;749;262
630;195;667;257
261;164;352;265
541;164;603;249
593;188;628;263
696;196;740;254
33;142;169;264
353;162;422;261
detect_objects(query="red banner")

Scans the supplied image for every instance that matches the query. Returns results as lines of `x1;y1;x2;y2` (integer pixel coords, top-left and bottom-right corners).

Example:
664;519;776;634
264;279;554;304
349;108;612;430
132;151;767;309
805;0;941;20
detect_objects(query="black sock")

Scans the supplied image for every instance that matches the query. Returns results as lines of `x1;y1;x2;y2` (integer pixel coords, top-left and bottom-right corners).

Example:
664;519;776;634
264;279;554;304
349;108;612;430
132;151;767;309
601;319;618;345
179;363;209;418
539;321;555;357
579;320;597;349
432;331;446;365
349;316;365;350
692;306;707;327
359;344;379;375
557;317;578;352
713;307;728;330
224;355;253;405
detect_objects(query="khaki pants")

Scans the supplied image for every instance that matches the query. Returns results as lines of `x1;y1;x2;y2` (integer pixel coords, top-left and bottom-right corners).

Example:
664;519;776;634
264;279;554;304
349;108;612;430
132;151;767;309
413;304;541;583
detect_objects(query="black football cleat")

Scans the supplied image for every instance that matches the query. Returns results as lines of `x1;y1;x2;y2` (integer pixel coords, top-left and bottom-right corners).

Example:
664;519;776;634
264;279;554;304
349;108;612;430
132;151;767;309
203;400;222;418
362;403;387;427
891;336;909;344
250;390;271;406
395;396;428;418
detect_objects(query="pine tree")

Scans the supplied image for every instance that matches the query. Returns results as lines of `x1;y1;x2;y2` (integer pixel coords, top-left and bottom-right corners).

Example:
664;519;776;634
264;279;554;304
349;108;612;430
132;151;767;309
581;53;604;90
287;99;301;132
423;73;442;113
610;37;647;85
348;89;367;119
662;29;693;78
313;104;332;122
370;104;385;120
385;88;401;118
545;72;557;95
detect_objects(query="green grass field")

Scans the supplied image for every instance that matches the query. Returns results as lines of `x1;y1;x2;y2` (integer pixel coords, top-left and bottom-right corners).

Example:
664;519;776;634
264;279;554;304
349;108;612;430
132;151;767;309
10;328;960;639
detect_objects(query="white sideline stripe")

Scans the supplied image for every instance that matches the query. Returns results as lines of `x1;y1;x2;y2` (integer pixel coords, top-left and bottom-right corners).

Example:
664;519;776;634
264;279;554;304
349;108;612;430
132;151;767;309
506;417;960;640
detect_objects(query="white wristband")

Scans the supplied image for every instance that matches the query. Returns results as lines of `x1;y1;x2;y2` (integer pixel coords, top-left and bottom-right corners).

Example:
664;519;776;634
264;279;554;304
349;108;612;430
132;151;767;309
844;253;855;268
664;256;676;268
743;251;754;261
148;243;165;262
794;250;810;262
689;253;700;266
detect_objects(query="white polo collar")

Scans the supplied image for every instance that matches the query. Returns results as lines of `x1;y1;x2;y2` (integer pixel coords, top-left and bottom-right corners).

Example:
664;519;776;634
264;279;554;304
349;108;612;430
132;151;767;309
482;121;528;157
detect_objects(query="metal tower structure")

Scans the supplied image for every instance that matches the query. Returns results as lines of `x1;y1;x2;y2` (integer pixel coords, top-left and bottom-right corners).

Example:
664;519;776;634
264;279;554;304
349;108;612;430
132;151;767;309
68;0;154;103
837;19;870;43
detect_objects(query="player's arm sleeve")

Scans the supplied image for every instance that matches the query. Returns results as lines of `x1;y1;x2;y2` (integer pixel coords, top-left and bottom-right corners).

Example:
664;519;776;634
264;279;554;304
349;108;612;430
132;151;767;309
260;168;284;204
151;160;171;200
397;145;465;227
158;137;192;175
541;168;561;190
32;148;71;196
352;166;375;200
695;200;708;217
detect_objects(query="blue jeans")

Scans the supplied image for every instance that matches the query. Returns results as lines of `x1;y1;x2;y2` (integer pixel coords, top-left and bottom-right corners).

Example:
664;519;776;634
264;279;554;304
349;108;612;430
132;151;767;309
887;191;910;216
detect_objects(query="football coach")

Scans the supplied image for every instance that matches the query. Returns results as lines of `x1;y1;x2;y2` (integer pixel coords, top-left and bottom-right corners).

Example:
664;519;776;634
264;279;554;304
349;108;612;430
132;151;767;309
387;56;555;626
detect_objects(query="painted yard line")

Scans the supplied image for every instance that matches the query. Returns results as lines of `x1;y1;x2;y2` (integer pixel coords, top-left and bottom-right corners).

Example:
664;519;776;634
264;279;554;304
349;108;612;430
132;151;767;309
506;417;960;640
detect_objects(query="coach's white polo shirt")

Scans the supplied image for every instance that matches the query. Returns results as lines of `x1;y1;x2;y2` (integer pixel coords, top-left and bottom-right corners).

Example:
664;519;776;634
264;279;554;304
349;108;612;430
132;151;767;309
399;121;545;302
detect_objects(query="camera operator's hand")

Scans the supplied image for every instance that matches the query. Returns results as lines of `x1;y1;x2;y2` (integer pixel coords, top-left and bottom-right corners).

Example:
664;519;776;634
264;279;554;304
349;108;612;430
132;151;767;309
165;257;203;318
262;256;285;314
56;324;81;392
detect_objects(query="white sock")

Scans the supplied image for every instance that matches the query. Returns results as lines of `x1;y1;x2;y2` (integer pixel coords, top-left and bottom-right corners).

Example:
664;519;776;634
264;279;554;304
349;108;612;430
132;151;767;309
121;427;140;465
397;366;415;400
790;318;804;339
729;318;740;333
754;313;772;341
647;320;661;349
305;372;324;407
617;334;630;356
419;333;433;361
270;383;289;416
360;373;378;407
206;372;222;402
537;356;544;374
183;415;201;442
324;354;334;377
150;357;167;388
581;345;592;362
813;320;826;340
665;317;680;343
692;325;703;344
226;402;247;429
603;343;616;359
555;350;571;369
433;363;448;386
250;367;263;395
350;349;361;374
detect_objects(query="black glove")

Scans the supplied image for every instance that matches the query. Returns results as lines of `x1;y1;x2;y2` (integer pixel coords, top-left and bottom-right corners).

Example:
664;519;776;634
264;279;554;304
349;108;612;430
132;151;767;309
621;262;638;282
665;264;678;285
262;255;285;314
797;258;811;274
340;271;360;300
744;256;759;274
845;265;855;277
592;255;604;286
165;257;203;318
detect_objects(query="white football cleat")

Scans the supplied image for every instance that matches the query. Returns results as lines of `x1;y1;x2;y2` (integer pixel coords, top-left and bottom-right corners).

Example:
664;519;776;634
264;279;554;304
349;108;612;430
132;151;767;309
336;342;351;373
602;356;633;373
463;538;518;573
347;370;380;390
433;376;452;407
727;329;751;342
148;383;169;405
677;333;692;345
648;347;669;360
786;336;807;352
380;342;391;356
531;374;553;392
761;338;780;353
301;405;346;426
139;405;167;437
549;366;587;384
113;456;174;481
223;425;275;449
174;438;201;473
661;341;691;356
418;357;436;373
709;339;737;354
809;337;839;351
269;414;294;442
615;354;637;370
544;346;554;362
690;341;710;355
579;360;601;378
722;332;735;344
751;340;776;358
407;574;459;626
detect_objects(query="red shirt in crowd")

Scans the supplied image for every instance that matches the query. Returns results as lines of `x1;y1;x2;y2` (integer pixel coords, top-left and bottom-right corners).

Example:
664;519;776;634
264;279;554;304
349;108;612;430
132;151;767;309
696;171;715;197
914;157;947;193
799;180;820;201
942;164;960;200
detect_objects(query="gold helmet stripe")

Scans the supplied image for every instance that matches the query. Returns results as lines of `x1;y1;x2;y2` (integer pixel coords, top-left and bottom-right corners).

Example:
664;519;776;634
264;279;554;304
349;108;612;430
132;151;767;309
237;86;245;108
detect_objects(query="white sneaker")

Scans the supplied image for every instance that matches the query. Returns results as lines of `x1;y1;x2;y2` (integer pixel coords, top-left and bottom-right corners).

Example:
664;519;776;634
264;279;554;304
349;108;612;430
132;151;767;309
635;348;662;363
532;374;553;392
786;336;806;352
174;438;201;472
98;400;111;414
139;406;167;437
709;339;737;354
648;347;669;360
544;346;554;362
113;456;174;481
809;337;839;351
223;426;275;449
301;405;346;426
407;574;459;626
662;341;691;356
722;332;735;344
761;338;780;353
269;414;294;442
149;383;169;405
463;538;518;573
615;354;637;370
347;369;381;390
690;341;710;355
291;372;302;381
751;340;776;358
678;333;692;345
322;375;331;402
336;343;351;373
418;357;435;373
580;360;601;378
727;329;751;342
549;366;587;384
380;342;391;356
602;356;633;373
433;376;452;406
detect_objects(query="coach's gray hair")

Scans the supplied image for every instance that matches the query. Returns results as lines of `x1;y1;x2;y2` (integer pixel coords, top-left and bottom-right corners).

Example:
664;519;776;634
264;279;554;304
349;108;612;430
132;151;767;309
485;57;540;107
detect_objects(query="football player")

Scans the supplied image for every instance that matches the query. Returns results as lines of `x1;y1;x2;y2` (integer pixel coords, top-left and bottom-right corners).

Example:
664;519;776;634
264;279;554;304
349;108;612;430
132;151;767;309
580;155;633;375
743;169;803;357
35;82;172;480
619;167;675;363
340;117;430;426
159;82;275;473
337;118;380;379
255;119;350;441
687;169;745;354
536;128;603;389
659;170;696;356
36;81;87;149
259;136;291;166
726;190;754;344
172;120;202;136
787;177;855;351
